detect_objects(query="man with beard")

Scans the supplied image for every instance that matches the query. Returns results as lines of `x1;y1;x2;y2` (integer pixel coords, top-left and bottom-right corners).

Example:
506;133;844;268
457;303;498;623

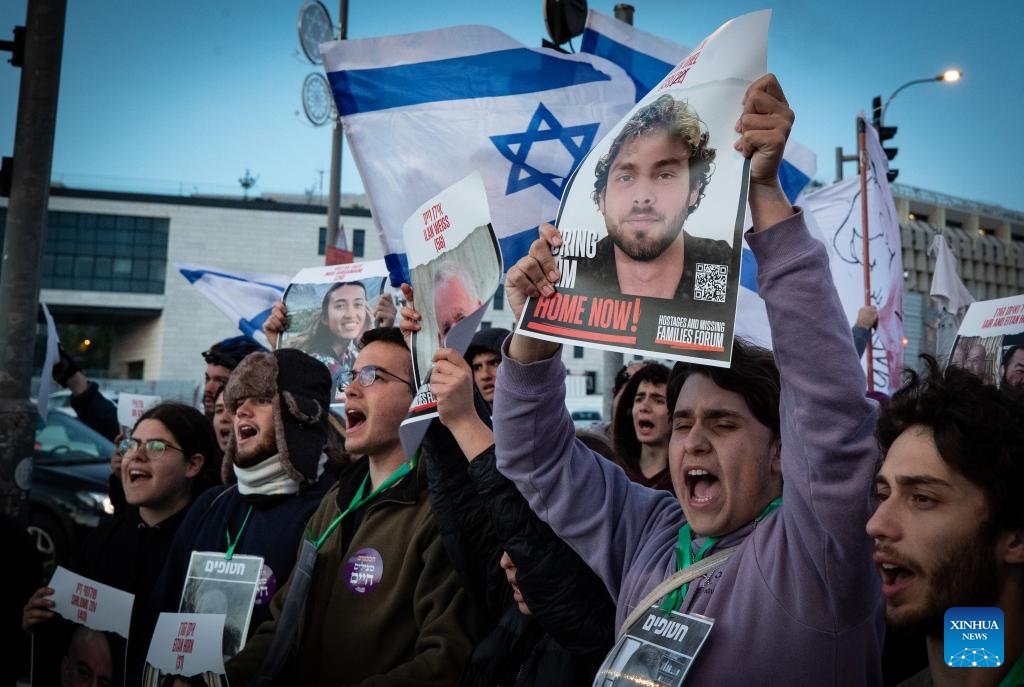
155;349;336;650
999;344;1024;391
497;75;884;685
574;93;736;319
867;359;1024;687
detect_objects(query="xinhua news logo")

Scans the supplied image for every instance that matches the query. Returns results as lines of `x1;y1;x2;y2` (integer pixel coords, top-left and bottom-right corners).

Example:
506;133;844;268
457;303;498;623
944;607;1004;668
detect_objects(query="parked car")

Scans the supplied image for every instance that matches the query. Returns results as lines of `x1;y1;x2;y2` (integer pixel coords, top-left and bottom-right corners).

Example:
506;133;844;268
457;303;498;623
28;411;115;574
46;387;118;417
570;409;603;430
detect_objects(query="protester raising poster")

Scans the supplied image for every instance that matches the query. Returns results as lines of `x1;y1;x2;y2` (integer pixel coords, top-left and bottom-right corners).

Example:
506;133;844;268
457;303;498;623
31;567;134;687
946;293;1024;391
143;613;229;687
277;261;390;403
398;172;502;457
517;11;771;366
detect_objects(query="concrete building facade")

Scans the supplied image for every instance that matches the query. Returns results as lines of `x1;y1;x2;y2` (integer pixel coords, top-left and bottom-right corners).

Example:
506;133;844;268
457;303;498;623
4;181;1020;406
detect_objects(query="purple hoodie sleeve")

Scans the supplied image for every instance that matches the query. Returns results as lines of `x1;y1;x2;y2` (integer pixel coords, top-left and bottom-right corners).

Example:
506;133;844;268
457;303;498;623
746;210;881;630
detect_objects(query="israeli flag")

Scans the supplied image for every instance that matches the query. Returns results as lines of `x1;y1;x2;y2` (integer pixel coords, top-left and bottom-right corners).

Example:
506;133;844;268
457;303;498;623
321;25;635;286
176;264;288;348
581;9;693;100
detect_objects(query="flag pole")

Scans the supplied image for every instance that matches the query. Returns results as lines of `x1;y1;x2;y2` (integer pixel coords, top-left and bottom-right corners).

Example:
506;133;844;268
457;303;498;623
858;117;874;392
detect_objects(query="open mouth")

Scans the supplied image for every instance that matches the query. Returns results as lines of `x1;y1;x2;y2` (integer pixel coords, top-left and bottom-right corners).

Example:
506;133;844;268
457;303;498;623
685;468;720;504
237;423;258;441
875;555;917;596
345;409;366;432
637;419;655;431
127;468;151;484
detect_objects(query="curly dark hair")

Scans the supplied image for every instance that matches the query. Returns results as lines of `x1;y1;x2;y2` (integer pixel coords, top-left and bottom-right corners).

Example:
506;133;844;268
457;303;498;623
612;362;671;472
592;94;716;216
667;338;781;439
877;355;1024;532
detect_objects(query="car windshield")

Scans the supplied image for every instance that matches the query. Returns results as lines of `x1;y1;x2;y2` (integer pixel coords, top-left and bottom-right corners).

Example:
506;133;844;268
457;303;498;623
35;412;114;465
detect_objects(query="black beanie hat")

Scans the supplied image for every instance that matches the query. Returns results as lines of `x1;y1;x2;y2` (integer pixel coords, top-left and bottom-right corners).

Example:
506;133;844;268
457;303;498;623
464;327;511;364
222;348;332;484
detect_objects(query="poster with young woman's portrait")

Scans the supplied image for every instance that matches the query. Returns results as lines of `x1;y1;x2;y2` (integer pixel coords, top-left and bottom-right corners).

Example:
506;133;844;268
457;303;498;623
278;261;391;405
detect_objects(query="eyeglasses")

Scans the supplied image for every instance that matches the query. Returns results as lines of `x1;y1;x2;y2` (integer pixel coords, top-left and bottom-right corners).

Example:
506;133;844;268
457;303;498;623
119;438;184;458
340;365;415;393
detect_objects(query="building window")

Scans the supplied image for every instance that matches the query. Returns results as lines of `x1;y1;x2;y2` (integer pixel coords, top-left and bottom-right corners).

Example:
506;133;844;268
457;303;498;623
318;226;326;255
352;228;365;257
573;346;584;359
126;360;144;380
493;286;504;310
481;321;491;330
0;209;170;294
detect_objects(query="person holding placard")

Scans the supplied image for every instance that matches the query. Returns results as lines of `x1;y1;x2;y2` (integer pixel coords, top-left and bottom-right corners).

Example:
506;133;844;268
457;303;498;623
24;402;218;684
495;75;884;685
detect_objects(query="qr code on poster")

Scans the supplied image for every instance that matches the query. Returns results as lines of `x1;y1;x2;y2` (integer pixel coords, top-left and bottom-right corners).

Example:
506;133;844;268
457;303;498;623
694;263;728;303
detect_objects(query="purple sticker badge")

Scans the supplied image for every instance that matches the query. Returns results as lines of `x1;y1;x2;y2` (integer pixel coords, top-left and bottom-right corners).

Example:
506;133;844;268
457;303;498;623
344;548;383;595
255;564;277;606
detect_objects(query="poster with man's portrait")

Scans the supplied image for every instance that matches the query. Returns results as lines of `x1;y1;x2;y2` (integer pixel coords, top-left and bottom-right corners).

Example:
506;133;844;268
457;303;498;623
31;567;134;687
278;261;391;405
178;552;263;662
518;11;772;367
946;294;1024;392
398;172;503;458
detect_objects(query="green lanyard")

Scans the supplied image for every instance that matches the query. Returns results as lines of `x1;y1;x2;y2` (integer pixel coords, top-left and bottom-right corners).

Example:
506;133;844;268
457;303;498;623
307;456;416;552
661;496;782;613
224;504;254;561
997;650;1024;687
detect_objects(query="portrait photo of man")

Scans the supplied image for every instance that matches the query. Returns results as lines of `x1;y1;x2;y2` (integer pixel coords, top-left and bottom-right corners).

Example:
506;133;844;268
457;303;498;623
573;94;734;306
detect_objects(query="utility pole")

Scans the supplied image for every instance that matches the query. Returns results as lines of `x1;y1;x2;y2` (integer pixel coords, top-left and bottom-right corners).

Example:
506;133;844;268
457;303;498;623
325;0;349;260
0;0;66;521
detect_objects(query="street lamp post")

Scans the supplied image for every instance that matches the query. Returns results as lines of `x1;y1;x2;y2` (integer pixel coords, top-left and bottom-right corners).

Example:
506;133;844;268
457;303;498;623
880;69;961;125
835;68;962;182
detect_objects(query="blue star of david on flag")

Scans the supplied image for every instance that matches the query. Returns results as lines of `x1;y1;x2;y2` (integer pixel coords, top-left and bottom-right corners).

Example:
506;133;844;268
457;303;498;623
490;103;599;200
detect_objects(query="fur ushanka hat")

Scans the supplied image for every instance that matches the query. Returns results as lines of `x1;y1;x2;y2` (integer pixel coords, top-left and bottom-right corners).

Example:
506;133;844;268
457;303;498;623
222;348;332;484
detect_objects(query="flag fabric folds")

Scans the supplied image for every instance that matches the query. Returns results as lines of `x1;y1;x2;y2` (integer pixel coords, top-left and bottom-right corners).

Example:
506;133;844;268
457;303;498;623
580;9;691;100
322;25;636;286
801;119;905;392
176;264;288;348
928;234;974;314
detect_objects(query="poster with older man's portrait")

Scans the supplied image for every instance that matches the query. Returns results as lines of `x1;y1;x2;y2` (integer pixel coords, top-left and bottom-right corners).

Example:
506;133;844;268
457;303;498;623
946;293;1024;392
177;552;264;662
518;11;772;367
399;172;503;459
31;567;134;687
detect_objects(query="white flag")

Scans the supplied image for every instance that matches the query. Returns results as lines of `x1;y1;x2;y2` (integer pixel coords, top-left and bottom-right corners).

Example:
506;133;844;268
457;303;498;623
802;118;905;392
928;234;974;314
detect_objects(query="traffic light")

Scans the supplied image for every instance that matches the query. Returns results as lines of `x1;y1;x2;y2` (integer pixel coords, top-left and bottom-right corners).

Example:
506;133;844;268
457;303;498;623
871;95;898;182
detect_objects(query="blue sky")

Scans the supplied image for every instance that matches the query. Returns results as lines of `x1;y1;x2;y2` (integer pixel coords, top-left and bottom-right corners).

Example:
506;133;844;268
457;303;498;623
1;1;1021;212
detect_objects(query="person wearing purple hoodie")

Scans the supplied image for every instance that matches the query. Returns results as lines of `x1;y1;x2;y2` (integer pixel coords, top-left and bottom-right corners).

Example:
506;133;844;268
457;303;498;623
494;74;884;685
